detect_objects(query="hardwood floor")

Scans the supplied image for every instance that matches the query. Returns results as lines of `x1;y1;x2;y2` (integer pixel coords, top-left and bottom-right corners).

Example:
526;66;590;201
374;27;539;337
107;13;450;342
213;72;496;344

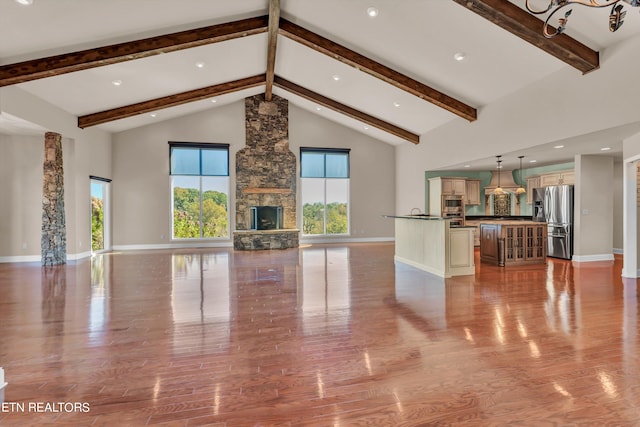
0;243;637;426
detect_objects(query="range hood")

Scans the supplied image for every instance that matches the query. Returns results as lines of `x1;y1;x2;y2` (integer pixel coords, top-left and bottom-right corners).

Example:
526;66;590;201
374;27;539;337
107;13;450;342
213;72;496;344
484;170;521;195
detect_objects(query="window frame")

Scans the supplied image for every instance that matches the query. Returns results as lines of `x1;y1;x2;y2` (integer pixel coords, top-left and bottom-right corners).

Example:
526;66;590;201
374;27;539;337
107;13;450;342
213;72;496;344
300;147;351;236
169;142;231;240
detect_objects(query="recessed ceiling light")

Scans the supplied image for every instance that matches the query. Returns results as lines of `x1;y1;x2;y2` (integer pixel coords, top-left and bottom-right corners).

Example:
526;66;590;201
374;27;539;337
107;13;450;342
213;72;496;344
393;102;400;107
316;106;322;111
366;7;379;17
15;0;33;5
464;165;471;168
210;99;217;103
150;113;157;118
600;147;611;151
332;75;341;81
554;145;564;149
529;159;537;163
111;79;122;86
363;126;369;130
195;62;205;69
453;52;466;61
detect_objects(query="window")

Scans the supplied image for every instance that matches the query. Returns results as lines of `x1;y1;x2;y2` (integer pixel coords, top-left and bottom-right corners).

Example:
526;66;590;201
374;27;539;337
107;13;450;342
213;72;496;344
170;142;230;239
300;148;350;235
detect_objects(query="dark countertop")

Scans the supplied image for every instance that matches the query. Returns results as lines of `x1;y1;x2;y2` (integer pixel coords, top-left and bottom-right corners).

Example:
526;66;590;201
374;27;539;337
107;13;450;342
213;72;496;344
466;215;533;221
384;214;447;221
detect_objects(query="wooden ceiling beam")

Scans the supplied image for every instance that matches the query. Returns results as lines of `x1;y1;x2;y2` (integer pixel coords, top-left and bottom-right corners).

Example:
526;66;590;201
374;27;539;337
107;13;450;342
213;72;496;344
273;76;419;144
78;74;266;128
451;0;599;74
0;16;269;87
264;0;281;101
279;18;477;122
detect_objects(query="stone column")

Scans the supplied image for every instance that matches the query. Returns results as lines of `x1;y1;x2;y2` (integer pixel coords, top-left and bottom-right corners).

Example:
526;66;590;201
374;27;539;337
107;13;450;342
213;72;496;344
41;132;67;265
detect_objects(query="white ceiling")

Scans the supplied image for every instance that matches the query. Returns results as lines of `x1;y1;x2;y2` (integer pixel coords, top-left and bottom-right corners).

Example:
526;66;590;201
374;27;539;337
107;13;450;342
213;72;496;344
2;0;640;164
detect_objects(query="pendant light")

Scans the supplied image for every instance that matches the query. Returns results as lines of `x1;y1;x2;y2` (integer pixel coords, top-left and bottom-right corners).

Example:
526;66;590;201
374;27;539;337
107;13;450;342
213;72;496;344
516;155;527;194
493;155;504;195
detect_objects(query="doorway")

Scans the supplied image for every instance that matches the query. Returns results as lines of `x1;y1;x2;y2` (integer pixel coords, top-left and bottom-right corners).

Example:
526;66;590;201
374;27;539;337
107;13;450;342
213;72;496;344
90;177;111;253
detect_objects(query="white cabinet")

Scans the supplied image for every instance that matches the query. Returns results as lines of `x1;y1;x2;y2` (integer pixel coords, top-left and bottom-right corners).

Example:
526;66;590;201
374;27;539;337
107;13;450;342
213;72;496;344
526;176;540;205
539;170;574;186
465;179;481;205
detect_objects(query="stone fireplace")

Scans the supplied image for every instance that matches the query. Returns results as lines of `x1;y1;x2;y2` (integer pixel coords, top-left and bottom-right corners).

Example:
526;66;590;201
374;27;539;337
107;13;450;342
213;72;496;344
233;94;299;250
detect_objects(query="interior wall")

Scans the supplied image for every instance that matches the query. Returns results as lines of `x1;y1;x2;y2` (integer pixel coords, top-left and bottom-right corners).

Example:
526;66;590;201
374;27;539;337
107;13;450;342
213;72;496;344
0;86;113;261
573;155;614;261
111;99;395;248
0;134;43;260
613;161;624;252
289;106;395;240
622;133;640;277
111;101;245;247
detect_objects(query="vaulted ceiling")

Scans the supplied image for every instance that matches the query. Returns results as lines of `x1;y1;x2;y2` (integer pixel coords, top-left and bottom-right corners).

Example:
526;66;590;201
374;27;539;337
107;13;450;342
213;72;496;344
2;0;640;166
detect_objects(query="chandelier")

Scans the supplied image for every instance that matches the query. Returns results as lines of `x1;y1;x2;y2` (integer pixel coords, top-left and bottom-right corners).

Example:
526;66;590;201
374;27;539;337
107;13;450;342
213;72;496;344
525;0;640;38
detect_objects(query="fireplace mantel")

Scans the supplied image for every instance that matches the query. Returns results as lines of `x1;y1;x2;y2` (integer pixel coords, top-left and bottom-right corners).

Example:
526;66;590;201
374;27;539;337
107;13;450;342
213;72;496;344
242;187;292;194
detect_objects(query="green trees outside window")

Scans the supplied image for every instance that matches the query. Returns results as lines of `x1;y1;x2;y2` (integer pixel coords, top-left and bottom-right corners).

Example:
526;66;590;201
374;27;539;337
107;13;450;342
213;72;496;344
170;144;229;239
300;148;350;236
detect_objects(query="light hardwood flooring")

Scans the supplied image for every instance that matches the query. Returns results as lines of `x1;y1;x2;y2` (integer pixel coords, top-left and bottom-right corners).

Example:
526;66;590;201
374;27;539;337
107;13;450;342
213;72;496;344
0;243;638;426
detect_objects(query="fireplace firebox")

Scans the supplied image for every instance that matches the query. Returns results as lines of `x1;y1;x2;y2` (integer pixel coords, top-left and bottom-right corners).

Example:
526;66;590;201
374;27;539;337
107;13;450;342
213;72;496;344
250;206;283;230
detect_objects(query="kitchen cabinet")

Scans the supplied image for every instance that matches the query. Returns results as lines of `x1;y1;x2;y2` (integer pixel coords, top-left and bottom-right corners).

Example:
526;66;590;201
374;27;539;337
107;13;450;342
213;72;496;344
465;179;481;205
526;176;540;205
441;178;466;196
480;221;547;266
539;170;574;186
428;177;466;216
465;220;481;246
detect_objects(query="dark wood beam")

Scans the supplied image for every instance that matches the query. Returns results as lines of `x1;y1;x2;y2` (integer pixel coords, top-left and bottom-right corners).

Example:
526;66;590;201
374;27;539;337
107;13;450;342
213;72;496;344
0;16;269;87
279;18;477;122
78;74;266;128
451;0;599;74
265;0;280;101
273;76;419;144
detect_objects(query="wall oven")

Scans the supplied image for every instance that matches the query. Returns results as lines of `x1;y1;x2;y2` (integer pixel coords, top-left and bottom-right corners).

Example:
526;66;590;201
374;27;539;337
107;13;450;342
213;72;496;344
443;211;464;227
443;196;464;212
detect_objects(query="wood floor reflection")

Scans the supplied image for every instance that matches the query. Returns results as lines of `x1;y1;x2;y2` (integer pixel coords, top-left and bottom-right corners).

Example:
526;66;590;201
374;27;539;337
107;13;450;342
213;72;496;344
1;244;638;426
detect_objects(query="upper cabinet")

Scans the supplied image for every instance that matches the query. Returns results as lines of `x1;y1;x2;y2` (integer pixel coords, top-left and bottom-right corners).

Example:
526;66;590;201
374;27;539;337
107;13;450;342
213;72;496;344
465;179;481;205
539;170;574;186
441;178;466;196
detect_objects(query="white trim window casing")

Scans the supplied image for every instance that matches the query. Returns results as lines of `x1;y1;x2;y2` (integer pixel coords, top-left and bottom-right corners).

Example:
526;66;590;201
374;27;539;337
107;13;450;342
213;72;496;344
300;148;350;236
169;142;230;240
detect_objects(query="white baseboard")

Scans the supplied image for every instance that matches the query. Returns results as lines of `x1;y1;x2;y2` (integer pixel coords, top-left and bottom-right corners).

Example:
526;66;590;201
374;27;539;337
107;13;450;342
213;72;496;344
613;248;624;255
112;241;233;251
0;250;91;264
572;253;615;262
300;237;394;244
0;255;41;263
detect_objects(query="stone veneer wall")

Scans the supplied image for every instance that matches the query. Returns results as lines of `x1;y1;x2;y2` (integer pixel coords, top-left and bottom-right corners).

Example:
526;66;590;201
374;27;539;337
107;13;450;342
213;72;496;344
41;132;67;265
235;94;297;230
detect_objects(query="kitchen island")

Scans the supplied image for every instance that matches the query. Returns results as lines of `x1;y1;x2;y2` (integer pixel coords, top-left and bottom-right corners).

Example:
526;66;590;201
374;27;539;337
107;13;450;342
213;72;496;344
388;215;475;277
479;220;547;266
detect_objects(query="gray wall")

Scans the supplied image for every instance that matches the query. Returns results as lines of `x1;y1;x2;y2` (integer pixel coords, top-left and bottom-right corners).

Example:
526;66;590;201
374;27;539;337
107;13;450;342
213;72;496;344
111;100;395;248
574;155;614;260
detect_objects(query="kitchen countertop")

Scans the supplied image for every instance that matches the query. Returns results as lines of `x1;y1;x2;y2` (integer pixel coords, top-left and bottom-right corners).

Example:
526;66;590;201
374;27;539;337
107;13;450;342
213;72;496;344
384;215;476;227
466;215;533;221
384;214;447;220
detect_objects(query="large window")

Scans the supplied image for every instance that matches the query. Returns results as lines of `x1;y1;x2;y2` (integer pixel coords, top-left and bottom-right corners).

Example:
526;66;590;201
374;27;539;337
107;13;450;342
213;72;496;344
170;143;230;239
300;148;350;235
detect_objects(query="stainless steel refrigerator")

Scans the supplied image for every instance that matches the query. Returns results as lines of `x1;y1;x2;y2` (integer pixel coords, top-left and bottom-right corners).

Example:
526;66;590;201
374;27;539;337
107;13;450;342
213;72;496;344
532;185;574;259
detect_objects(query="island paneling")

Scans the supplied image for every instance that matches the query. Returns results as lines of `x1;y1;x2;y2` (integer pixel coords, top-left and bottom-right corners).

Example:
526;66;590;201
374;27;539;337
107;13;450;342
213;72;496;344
480;221;547;266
